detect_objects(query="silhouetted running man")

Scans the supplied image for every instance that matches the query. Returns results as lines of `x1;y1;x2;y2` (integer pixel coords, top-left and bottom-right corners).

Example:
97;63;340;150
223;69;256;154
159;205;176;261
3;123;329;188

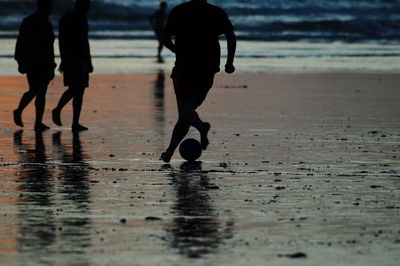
13;0;56;131
52;0;92;132
150;2;168;62
160;0;236;163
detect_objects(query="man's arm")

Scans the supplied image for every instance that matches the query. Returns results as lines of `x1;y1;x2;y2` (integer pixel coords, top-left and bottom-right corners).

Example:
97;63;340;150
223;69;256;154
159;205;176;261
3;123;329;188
162;33;176;54
224;29;236;74
15;20;28;74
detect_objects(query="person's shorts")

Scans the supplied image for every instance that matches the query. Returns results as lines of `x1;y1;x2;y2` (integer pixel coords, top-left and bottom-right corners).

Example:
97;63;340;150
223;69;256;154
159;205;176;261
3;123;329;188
171;67;215;107
27;71;50;91
155;29;163;42
63;68;89;88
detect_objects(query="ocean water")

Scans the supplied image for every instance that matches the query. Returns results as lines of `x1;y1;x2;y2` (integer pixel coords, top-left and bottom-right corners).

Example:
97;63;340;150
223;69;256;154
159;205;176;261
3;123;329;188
0;0;399;42
0;0;399;73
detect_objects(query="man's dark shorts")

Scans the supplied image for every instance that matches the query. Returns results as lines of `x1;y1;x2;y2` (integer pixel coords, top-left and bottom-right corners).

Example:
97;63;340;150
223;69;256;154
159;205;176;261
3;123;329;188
63;64;89;88
64;69;89;88
27;70;50;92
155;29;163;42
171;67;215;107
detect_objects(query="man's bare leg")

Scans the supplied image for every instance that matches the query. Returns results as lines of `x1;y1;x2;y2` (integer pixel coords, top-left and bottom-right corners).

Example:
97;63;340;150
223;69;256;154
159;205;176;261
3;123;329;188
52;87;74;126
34;86;50;131
190;110;210;150
72;86;88;132
13;88;36;127
161;101;195;163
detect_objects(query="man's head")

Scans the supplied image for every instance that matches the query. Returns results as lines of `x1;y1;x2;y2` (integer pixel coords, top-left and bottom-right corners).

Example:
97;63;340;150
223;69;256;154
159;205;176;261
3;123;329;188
37;0;53;16
160;2;167;10
75;0;91;15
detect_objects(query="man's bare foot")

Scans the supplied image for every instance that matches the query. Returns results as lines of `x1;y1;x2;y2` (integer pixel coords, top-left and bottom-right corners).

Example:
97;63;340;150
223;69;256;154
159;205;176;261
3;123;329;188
72;123;88;132
13;110;23;127
200;122;210;150
52;109;62;126
160;151;173;163
34;123;50;131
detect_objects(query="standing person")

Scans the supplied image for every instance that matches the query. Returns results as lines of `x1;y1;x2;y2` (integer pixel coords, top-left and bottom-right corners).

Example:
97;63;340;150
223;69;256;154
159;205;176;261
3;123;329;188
13;0;56;131
160;0;236;163
149;1;168;62
52;0;92;132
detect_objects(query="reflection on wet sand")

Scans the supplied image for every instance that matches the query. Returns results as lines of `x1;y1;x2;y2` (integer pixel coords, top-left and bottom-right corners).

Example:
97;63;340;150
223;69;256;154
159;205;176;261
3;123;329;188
14;130;56;258
167;162;234;259
153;69;165;124
13;130;92;265
52;131;92;258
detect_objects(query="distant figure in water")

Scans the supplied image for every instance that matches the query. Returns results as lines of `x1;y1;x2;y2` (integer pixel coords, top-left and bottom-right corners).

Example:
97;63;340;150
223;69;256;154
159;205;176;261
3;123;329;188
13;0;56;131
52;0;93;132
150;1;168;62
160;0;236;163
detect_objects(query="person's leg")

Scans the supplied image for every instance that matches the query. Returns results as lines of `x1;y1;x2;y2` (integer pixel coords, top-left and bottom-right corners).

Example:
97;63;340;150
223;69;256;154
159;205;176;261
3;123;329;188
189;74;214;150
71;86;88;131
52;87;74;126
15;90;35;113
13;75;37;127
190;111;210;150
157;41;163;59
156;31;164;62
161;100;195;163
34;82;50;131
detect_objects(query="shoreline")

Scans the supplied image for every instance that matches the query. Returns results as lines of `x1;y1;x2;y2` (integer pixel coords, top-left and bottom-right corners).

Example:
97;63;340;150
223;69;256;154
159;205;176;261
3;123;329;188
1;39;400;75
1;68;400;81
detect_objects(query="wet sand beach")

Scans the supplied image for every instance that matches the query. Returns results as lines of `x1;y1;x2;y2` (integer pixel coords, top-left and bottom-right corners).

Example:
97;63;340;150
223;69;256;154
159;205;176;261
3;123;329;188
0;72;400;265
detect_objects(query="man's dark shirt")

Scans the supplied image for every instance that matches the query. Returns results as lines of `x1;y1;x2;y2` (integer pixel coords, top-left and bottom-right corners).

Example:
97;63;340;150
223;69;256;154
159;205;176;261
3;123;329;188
59;11;92;72
164;1;233;73
151;9;167;31
15;12;55;74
